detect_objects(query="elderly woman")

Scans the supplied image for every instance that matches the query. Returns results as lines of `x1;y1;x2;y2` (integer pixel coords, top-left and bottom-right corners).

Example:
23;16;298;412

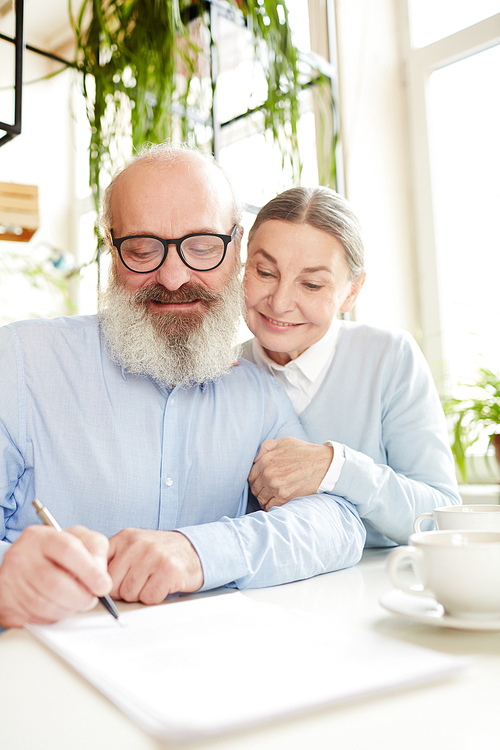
242;187;460;547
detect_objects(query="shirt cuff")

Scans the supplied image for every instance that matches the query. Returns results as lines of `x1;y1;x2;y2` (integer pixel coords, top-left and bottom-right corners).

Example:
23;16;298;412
177;521;248;592
318;442;346;493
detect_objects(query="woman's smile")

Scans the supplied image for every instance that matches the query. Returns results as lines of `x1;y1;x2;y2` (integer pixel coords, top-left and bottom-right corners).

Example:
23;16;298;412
259;312;304;329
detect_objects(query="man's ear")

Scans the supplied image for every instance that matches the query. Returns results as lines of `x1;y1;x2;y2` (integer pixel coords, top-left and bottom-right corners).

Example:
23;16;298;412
340;271;366;314
234;224;245;257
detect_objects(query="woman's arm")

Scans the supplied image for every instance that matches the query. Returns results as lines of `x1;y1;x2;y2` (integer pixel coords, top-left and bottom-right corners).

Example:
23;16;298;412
248;330;461;545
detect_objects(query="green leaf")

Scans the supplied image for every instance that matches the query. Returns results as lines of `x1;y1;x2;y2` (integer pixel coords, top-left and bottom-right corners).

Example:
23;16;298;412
442;366;500;482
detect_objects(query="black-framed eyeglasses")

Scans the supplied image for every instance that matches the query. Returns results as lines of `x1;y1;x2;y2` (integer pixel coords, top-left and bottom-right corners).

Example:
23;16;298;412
112;225;238;274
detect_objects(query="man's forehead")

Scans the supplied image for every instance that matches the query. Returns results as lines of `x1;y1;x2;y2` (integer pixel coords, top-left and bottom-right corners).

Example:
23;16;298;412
117;158;231;202
111;157;233;233
117;156;226;193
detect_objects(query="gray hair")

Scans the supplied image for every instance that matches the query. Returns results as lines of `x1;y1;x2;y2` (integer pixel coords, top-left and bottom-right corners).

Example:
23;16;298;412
100;142;244;248
248;187;365;280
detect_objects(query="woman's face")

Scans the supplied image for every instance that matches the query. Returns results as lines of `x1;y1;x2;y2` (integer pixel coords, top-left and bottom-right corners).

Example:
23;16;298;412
244;220;365;365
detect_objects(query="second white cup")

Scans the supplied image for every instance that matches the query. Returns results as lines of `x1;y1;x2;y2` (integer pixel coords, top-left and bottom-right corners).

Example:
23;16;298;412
414;504;500;533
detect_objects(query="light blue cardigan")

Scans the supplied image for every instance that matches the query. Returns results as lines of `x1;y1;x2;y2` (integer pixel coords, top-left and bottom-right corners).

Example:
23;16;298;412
242;321;461;547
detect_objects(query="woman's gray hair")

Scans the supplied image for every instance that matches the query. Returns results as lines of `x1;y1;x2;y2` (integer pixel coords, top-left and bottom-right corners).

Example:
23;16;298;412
99;141;244;248
248;186;365;280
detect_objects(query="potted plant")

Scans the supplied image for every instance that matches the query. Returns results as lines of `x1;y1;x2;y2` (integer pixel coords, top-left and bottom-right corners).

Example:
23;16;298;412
443;367;500;482
69;0;325;210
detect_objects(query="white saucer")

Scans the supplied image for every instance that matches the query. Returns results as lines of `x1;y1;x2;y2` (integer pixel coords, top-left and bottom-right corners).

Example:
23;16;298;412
380;590;500;631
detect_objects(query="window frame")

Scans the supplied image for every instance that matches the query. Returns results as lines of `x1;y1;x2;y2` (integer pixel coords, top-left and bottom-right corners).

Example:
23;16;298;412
400;7;500;388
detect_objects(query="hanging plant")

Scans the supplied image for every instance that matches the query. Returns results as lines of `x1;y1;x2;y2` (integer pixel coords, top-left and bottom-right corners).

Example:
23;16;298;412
70;0;199;208
69;0;317;210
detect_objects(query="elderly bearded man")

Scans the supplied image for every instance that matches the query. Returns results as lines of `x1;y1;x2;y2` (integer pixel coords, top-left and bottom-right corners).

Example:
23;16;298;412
0;145;365;628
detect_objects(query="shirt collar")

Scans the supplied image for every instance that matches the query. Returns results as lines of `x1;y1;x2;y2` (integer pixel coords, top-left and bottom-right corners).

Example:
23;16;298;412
251;318;341;384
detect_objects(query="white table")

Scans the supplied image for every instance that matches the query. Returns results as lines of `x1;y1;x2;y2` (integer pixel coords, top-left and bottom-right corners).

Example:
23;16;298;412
2;547;500;750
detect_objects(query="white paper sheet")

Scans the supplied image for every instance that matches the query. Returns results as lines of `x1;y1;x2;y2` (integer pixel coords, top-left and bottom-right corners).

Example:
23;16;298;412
27;591;466;742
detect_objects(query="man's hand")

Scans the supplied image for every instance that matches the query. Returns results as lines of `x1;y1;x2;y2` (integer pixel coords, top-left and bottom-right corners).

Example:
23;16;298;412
107;529;204;604
0;525;112;629
248;437;334;511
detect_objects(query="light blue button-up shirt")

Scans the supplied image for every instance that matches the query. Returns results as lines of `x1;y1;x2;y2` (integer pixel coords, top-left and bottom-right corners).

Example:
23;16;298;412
0;316;365;590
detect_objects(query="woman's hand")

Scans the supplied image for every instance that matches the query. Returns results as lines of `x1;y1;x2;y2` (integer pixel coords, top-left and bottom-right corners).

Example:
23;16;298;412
248;437;334;510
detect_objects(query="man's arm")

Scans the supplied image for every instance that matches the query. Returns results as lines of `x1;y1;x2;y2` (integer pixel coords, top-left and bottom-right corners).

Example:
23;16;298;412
104;369;365;601
179;493;364;591
105;370;365;600
104;494;364;602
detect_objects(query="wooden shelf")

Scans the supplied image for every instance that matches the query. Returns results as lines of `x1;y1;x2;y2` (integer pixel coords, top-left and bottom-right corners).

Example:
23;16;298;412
0;181;39;242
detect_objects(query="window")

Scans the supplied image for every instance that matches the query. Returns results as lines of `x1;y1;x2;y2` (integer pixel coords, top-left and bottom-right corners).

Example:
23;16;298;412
402;4;500;390
402;2;500;478
215;0;336;238
429;45;500;388
408;0;500;48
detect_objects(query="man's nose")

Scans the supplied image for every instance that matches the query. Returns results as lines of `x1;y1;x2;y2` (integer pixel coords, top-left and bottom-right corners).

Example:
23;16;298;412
154;245;193;290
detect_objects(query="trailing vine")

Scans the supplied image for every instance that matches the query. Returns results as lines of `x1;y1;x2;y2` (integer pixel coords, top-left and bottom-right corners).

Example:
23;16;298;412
69;0;318;210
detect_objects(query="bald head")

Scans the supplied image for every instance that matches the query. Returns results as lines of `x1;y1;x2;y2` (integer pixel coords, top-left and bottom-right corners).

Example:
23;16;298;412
100;144;243;248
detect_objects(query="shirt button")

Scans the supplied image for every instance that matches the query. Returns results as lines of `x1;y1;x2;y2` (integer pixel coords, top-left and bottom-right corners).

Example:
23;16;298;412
170;399;175;406
165;477;173;486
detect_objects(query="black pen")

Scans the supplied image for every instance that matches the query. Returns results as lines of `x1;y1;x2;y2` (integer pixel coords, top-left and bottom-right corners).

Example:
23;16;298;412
32;499;124;626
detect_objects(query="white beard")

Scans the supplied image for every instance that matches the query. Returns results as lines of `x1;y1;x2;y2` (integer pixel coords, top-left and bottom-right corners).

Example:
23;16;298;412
98;269;244;388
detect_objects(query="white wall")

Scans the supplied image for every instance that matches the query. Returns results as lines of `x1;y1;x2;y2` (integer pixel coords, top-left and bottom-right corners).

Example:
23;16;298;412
335;0;420;340
0;39;78;322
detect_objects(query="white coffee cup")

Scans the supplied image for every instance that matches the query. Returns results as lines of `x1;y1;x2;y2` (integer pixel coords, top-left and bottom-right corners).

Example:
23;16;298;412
414;504;500;533
387;530;500;620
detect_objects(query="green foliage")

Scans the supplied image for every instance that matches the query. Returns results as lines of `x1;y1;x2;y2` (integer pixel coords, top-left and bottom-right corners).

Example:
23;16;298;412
69;0;313;209
0;249;78;317
70;0;200;208
442;367;500;482
240;0;300;174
